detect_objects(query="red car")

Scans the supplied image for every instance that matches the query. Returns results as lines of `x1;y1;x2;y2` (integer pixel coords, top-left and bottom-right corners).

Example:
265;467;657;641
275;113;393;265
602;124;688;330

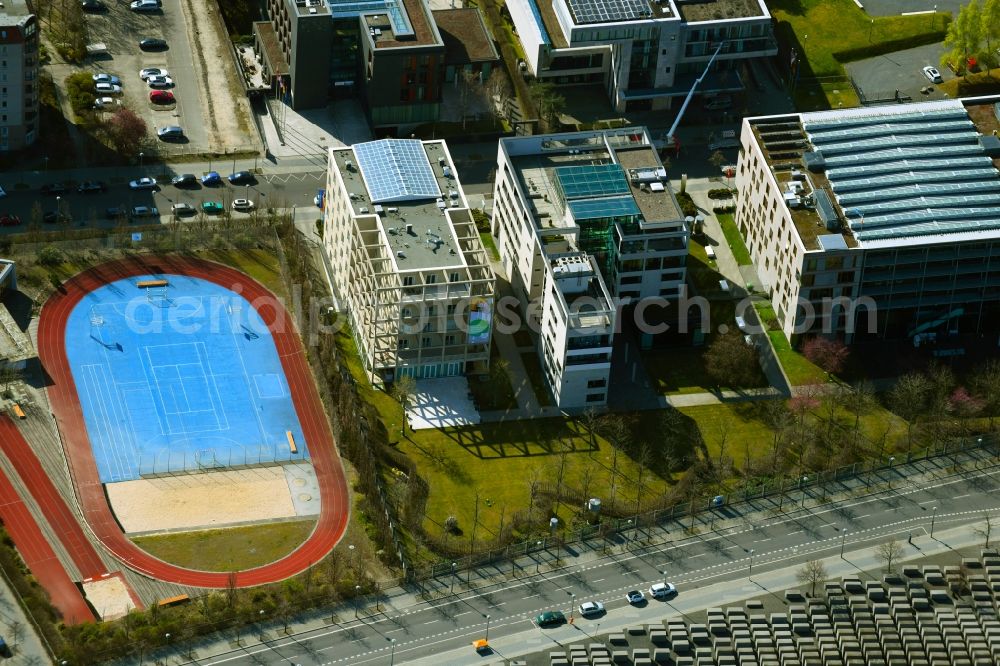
149;90;175;104
0;214;20;227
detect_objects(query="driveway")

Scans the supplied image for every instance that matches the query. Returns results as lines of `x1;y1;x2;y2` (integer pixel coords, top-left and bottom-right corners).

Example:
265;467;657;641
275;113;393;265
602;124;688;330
845;42;952;104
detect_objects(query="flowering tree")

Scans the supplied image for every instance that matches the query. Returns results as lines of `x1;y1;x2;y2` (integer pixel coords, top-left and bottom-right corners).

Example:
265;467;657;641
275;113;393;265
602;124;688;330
105;108;148;155
802;336;849;377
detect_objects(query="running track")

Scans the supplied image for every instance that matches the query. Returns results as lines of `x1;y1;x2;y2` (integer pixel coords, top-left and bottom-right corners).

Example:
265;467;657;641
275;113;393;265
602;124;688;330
37;256;350;588
0;441;94;624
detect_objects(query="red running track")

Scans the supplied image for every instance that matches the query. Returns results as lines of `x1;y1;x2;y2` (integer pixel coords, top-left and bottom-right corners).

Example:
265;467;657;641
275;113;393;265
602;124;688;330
0;417;110;582
37;256;350;588
0;430;94;624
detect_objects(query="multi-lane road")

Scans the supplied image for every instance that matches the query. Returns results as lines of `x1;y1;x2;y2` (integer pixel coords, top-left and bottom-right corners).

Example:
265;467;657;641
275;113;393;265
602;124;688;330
180;455;1000;666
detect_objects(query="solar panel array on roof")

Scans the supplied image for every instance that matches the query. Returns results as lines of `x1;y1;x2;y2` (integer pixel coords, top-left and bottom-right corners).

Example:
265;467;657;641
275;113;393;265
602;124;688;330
555;164;630;200
803;102;1000;244
353;139;441;203
327;0;413;37
568;195;640;220
566;0;650;24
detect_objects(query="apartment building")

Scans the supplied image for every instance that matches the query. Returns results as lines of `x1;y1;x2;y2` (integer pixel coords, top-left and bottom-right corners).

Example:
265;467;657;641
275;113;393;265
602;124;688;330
323;138;495;384
0;1;38;151
493;127;687;407
735;97;1000;345
505;0;776;113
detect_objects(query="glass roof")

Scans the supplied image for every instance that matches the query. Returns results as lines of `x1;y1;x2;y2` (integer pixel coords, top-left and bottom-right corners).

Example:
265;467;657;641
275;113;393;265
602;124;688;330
353;139;441;203
568;196;640;220
555;164;630;200
327;0;414;36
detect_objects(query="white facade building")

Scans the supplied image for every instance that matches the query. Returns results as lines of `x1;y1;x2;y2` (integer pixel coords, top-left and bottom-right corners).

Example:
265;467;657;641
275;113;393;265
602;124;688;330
323;139;495;384
493;127;687;407
735;97;1000;344
505;0;776;112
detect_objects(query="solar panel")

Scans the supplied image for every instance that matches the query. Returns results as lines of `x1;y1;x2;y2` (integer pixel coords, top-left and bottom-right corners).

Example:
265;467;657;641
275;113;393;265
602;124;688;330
353;139;441;203
555;164;630;200
568;196;640;220
566;0;650;24
327;0;413;37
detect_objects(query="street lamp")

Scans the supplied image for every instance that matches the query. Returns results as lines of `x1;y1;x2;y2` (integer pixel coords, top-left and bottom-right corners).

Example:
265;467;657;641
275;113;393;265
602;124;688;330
139;152;144;170
451;562;457;594
485;614;492;641
536;541;543;573
800;476;809;508
389;637;397;666
570;592;576;621
931;506;938;538
748;549;755;579
258;608;266;640
841;532;848;558
888;456;896;488
56;195;61;216
355;585;362;618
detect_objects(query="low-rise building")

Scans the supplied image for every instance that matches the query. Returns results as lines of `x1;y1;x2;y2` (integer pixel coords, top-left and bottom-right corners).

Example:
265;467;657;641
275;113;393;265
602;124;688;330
735;97;1000;344
323;138;495;383
493;127;687;407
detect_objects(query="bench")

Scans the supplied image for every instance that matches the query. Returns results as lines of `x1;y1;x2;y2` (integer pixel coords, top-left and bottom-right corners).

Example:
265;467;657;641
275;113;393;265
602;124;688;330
287;431;297;454
137;279;169;288
11;404;24;419
158;594;190;607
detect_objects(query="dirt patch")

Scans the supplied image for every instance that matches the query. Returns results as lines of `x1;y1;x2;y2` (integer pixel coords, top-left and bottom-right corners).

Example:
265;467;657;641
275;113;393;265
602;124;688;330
178;0;258;152
82;574;136;621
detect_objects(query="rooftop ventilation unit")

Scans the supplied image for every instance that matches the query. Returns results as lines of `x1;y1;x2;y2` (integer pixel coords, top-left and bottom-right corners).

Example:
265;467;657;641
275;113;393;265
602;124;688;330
345;160;354;171
443;166;453;178
387;207;399;214
405;223;414;234
397;251;406;259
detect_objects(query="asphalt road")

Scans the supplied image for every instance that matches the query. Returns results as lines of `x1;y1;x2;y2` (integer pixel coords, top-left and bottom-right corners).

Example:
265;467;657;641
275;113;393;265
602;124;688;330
845;42;952;104
189;458;1000;666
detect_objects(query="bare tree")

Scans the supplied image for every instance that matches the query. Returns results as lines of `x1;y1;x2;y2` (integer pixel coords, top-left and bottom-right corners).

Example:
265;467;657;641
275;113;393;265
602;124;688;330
455;69;488;129
974;513;993;548
705;330;761;389
485;68;513;125
390;375;416;437
876;539;905;573
796;559;828;597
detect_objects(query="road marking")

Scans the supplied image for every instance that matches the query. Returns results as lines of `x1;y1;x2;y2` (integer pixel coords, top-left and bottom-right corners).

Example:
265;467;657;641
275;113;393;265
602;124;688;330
524;593;541;599
592;578;605;583
856;514;872;519
725;545;742;550
918;500;938;505
455;611;471;617
690;553;707;558
423;620;439;625
955;494;971;499
385;627;405;634
788;530;804;536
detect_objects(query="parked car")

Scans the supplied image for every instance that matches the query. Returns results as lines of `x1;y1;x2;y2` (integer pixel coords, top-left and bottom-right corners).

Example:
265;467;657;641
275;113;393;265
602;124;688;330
314;189;324;208
139;68;169;81
922;65;943;84
128;177;157;190
77;181;107;193
171;173;198;187
105;206;126;219
535;611;566;627
201;171;222;186
43;211;70;224
95;82;122;95
93;96;117;110
649;582;677;599
40;183;66;195
202;201;224;214
131;205;158;218
147;75;174;89
92;73;121;86
0;214;21;227
172;202;195;216
705;95;732;111
81;0;106;11
156;125;184;141
139;38;168;51
149;90;175;104
232;198;254;211
578;601;605;617
130;0;160;11
626;590;645;605
228;170;254;184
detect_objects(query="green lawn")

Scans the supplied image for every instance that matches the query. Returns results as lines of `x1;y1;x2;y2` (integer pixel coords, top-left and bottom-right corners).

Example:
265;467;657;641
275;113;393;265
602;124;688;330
643;345;768;395
479;232;500;261
767;330;829;386
132;520;317;572
717;213;751;266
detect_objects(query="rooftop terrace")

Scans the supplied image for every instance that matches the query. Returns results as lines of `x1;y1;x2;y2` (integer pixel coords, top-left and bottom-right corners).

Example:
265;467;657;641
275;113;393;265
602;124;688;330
334;140;468;271
674;0;765;23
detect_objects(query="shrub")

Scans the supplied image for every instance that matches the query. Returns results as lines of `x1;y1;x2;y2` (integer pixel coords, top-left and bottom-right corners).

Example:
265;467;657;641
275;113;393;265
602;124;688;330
65;71;96;117
707;188;734;199
37;245;64;266
675;191;698;217
471;208;490;232
712;205;736;215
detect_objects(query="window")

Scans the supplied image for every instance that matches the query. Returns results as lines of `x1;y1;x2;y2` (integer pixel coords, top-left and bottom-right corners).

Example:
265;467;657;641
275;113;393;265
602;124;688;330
664;66;671;73
447;304;456;315
449;272;459;282
426;274;436;284
585;393;606;403
587;378;606;389
422;336;431;347
403;276;414;286
398;339;409;349
445;334;455;345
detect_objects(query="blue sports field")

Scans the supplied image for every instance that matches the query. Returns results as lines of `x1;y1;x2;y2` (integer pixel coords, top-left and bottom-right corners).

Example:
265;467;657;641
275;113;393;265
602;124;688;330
64;274;309;483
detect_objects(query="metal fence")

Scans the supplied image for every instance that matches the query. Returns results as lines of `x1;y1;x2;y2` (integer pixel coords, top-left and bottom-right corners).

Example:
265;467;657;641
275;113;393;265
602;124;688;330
409;433;998;581
137;442;303;478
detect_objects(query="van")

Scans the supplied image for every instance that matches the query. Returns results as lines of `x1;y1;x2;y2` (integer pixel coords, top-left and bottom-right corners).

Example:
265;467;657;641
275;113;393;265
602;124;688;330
705;246;716;260
157;125;184;141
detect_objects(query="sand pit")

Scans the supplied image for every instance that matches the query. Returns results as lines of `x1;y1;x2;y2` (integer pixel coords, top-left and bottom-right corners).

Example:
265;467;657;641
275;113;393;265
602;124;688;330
107;464;319;533
83;573;137;621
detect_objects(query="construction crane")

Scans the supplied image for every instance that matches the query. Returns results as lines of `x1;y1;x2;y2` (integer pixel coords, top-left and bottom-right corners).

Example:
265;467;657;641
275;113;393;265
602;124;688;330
663;41;727;156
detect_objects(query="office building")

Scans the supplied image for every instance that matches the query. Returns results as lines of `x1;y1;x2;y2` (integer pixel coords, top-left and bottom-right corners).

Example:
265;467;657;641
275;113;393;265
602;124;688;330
323;139;495;383
0;1;38;151
505;0;776;113
735;97;1000;344
493;127;687;407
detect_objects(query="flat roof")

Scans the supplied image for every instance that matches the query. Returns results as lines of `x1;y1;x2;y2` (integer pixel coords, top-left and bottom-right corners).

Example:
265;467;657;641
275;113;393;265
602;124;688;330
252;22;289;77
334;141;467;271
613;144;682;223
295;0;330;15
675;0;766;23
0;0;32;21
365;0;441;48
432;9;499;63
564;0;651;25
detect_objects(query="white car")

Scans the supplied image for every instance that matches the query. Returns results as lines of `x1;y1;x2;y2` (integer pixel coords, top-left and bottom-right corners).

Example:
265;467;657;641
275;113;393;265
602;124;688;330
130;0;159;10
93;96;117;109
171;202;195;216
95;82;122;95
92;73;121;86
625;590;644;605
922;65;943;84
147;76;174;89
128;177;157;190
232;198;254;211
649;582;677;599
139;67;168;80
578;601;605;617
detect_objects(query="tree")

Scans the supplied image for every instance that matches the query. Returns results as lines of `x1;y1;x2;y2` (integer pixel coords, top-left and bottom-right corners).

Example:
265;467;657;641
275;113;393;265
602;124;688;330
705;330;760;389
105;107;148;155
796;559;828;597
455;69;488;130
390;375;416;437
485;68;513;126
942;0;984;77
801;336;849;377
889;373;931;448
844;381;876;452
970;358;1000;429
876;539;904;572
974;513;993;548
983;0;1000;69
527;81;565;131
0;366;21;395
708;150;728;186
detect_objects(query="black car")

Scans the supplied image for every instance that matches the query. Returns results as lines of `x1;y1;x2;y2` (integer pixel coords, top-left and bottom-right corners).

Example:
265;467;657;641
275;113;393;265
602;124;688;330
42;211;70;224
228;170;255;185
40;183;66;195
171;173;198;188
139;38;168;51
105;206;126;220
77;180;107;193
81;0;106;10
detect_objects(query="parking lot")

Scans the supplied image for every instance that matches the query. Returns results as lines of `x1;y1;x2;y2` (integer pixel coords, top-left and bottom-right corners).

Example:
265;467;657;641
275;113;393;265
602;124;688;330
845;42;952;104
80;0;257;155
